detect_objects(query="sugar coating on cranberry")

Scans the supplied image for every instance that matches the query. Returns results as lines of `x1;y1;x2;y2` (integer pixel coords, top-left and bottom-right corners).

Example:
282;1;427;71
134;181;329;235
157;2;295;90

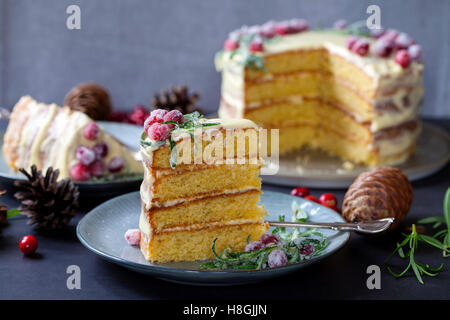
267;249;287;268
299;244;315;256
163;110;184;127
224;38;239;51
395;49;411;68
70;163;91;181
394;32;414;50
84;122;100;140
275;21;290;35
124;229;141;246
352;38;370;56
381;29;399;43
75;146;96;166
147;122;171;141
89;159;106;177
93;141;109;159
108;156;125;173
259;21;276;38
245;241;265;252
333;19;347;30
288;19;308;33
259;233;280;246
144;109;168;131
374;40;393;57
346;36;359;50
408;44;422;61
249;36;264;53
370;28;385;39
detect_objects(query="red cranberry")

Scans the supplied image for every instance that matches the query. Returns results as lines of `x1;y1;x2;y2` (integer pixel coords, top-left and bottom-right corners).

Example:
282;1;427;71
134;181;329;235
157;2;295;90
84;122;100;140
109;110;129;123
304;195;320;203
374;40;393;57
395;49;411;68
128;105;149;126
352;38;370;56
89;159;106;177
144;109;168;132
275;21;290;35
370;28;385;39
163;110;184;128
290;187;310;198
93;141;109;159
249;37;264;53
259;21;276;38
224;38;239;51
267;249;287;268
394;32;414;50
124;229;141;246
381;29;399;42
108;156;125;173
333;19;348;30
75;146;95;166
259;233;280;246
408;44;422;61
70;163;91;181
19;235;38;255
288;19;308;33
146;123;171;141
319;193;338;207
247;25;261;35
245;241;265;252
346;36;359;50
299;244;315;255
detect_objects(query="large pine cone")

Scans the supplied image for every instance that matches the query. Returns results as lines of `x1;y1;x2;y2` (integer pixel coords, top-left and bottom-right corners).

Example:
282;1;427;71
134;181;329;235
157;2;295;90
64;82;112;120
152;85;202;114
342;167;413;230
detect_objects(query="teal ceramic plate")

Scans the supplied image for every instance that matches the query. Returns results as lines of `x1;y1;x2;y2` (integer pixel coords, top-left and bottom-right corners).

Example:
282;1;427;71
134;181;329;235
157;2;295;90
0;122;143;196
77;190;350;286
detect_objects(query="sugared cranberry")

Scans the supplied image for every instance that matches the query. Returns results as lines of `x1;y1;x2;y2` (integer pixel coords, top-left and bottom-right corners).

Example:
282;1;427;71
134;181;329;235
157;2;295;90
267;249;287;268
93;141;109;159
352;38;370;56
247;25;261;35
319;193;338;207
299;244;315;256
84;122;100;140
370;28;385;39
70;163;91;181
128;105;149;126
146;123;171;141
333;19;348;30
374;40;393;57
144;109;168;132
89;159;106;177
110;110;129;123
259;21;276;38
346;36;359;50
290;187;310;198
124;229;141;246
259;233;280;246
275;21;290;35
108;156;125;173
75;146;95;166
163;110;184;128
394;32;414;50
304;195;320;203
408;44;422;62
380;29;399;43
249;36;264;53
19;235;38;255
395;49;411;68
288;19;308;33
245;241;265;252
224;38;239;51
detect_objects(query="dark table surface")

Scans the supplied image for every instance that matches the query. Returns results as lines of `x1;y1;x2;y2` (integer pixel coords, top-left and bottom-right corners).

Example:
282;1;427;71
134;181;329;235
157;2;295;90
0;119;449;300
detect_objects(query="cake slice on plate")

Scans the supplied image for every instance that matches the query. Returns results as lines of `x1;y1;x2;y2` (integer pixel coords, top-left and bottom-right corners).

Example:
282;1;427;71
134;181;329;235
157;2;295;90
139;109;268;262
3;96;143;181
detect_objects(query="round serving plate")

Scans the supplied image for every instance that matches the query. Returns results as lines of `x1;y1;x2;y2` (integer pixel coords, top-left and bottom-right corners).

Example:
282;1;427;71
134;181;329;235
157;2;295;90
262;122;450;189
77;190;350;286
0;121;144;197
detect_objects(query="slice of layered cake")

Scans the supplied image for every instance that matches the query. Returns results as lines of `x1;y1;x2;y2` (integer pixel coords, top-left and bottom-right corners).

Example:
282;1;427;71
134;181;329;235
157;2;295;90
139;109;268;262
216;20;424;167
3;96;143;181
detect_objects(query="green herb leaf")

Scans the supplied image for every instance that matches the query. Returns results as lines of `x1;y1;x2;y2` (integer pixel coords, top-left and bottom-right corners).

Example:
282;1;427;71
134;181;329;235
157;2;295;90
7;208;21;218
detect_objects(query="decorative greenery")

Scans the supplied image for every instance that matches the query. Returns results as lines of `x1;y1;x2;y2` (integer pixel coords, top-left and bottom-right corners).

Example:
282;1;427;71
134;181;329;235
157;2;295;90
221;33;268;72
317;20;371;38
6;208;21;219
200;202;327;270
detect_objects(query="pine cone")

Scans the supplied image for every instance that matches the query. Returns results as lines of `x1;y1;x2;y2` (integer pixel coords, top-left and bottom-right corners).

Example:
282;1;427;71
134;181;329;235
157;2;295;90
14;165;80;231
0;203;7;235
152;85;202;114
342;167;413;230
64;82;112;120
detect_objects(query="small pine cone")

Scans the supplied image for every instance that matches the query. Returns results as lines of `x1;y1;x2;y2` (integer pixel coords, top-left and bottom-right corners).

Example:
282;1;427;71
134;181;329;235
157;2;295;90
342;167;413;230
152;85;202;114
14;165;80;231
64;82;112;121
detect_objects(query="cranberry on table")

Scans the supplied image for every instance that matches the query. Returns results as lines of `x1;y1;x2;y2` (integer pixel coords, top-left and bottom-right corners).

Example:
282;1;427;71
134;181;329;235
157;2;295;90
146;122;171;141
108;156;125;173
70;163;91;181
93;141;109;159
290;186;310;198
110;110;129;123
395;49;411;68
304;195;320;203
84;122;100;140
75;146;96;166
319;193;338;207
19;235;38;255
128;105;149;126
267;249;287;268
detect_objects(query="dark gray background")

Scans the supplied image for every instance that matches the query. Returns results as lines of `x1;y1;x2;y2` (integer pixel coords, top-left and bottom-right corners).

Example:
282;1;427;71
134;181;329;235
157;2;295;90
1;0;449;116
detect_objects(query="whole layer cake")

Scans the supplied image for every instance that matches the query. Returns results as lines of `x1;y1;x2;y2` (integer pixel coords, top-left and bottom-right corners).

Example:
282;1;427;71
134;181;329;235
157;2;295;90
216;20;424;166
3;96;143;181
139;110;268;262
